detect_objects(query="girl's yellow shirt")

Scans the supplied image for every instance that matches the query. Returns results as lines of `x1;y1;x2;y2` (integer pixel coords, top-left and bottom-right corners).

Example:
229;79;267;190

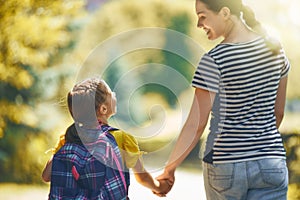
110;130;143;169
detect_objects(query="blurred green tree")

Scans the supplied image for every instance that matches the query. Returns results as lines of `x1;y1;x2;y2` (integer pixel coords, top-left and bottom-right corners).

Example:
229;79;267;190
159;13;194;106
0;0;85;183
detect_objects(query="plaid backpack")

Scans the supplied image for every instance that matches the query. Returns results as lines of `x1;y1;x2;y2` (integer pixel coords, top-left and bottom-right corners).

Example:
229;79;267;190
49;125;127;200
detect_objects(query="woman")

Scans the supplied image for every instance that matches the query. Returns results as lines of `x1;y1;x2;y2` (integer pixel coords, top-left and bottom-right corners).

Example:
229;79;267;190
156;0;290;199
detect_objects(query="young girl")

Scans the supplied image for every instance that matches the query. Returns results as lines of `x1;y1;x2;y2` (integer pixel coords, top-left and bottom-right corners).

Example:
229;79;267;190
42;77;169;199
157;0;290;199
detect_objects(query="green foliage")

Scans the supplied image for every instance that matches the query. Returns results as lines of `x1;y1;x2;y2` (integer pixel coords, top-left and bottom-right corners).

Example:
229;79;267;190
159;13;194;104
0;0;86;183
282;132;300;200
282;133;300;184
288;183;300;200
74;0;198;65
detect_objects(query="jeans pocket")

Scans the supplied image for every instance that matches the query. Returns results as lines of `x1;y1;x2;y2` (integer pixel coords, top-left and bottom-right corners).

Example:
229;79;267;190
207;163;234;192
258;159;287;187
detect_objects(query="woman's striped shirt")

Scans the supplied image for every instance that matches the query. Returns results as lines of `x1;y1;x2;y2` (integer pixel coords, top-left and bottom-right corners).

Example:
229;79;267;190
192;37;290;164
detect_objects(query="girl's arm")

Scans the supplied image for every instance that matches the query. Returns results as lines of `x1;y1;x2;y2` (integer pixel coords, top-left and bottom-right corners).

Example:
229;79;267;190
41;134;66;182
41;156;53;182
132;157;170;195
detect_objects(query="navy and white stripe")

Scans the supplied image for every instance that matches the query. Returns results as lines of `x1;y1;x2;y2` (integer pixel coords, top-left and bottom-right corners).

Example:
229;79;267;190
192;37;290;164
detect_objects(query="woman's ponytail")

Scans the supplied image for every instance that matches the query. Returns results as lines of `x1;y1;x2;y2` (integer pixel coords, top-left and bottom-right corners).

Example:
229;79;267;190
241;5;281;55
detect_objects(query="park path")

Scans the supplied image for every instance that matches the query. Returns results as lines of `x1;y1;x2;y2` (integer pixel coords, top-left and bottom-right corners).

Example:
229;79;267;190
129;168;206;200
0;168;206;200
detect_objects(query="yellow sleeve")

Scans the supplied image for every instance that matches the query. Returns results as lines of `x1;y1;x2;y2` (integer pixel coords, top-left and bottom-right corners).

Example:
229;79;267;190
52;134;66;154
111;130;143;169
123;133;143;169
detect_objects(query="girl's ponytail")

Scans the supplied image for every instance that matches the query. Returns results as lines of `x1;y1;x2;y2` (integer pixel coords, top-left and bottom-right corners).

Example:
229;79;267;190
241;5;281;55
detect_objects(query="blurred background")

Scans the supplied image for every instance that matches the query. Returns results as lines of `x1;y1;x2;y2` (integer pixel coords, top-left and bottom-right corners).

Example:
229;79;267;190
0;0;299;199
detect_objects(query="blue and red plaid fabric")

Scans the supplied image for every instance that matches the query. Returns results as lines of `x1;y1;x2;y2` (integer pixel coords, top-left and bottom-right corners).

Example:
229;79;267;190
49;125;127;200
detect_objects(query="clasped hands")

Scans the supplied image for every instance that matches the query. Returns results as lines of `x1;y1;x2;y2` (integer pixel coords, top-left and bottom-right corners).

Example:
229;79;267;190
152;170;175;197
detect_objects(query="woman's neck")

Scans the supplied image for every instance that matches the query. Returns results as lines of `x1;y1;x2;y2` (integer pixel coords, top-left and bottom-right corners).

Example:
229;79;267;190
222;17;259;44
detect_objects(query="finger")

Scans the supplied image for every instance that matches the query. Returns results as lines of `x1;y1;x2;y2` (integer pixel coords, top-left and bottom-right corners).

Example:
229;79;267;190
156;176;175;185
166;179;174;186
155;174;166;181
156;172;172;180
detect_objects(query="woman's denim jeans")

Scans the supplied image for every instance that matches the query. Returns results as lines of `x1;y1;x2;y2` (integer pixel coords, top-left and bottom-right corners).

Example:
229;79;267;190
203;158;288;200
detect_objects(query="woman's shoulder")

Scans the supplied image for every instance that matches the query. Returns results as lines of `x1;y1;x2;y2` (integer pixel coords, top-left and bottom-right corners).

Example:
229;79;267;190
211;36;264;52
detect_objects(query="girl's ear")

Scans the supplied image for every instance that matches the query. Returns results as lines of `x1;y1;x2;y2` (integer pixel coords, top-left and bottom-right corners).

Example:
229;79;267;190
99;104;107;115
220;7;231;20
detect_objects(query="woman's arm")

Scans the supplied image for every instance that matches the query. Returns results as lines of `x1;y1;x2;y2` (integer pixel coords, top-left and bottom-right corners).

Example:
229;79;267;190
275;76;288;129
157;88;215;185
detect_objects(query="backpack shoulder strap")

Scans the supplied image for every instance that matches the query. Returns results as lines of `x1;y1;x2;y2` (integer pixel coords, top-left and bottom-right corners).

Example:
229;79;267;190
103;132;127;191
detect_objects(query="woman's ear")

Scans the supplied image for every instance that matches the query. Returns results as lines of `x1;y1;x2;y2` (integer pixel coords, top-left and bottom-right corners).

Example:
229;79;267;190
220;7;231;20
